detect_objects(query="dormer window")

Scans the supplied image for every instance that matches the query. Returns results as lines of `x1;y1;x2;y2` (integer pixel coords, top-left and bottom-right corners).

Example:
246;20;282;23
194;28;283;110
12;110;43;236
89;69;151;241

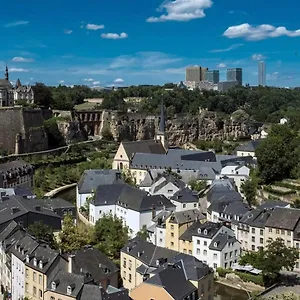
197;228;201;234
51;282;56;291
26;255;29;263
204;229;207;235
39;260;43;269
214;242;218;247
67;286;72;295
33;257;37;267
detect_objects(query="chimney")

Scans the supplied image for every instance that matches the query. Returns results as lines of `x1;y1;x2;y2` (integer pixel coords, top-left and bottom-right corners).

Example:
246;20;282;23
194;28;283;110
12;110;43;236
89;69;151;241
68;254;75;273
152;204;156;219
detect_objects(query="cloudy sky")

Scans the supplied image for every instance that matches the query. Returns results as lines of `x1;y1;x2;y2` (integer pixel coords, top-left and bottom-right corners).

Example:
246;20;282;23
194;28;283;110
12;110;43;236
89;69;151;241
1;0;299;87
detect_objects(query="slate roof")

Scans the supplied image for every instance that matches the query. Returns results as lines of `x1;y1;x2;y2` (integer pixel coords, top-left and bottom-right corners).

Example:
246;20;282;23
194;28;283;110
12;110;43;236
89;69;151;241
10;234;39;261
168;209;205;225
72;247;119;282
121;238;178;268
13;187;35;197
209;233;239;251
0;79;12;88
151;174;186;194
0;159;33;174
122;140;166;159
0;220;19;241
258;200;290;210
77;169;124;194
48;270;92;298
145;261;197;300
93;183;175;212
186;221;222;239
81;284;131;300
235;140;262;152
39;198;75;209
239;209;271;229
265;207;300;231
2;229;25;253
170;187;199;204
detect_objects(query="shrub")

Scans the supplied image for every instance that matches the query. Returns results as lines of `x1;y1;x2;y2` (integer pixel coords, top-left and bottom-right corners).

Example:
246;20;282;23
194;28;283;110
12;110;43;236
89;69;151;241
235;271;264;286
216;267;231;277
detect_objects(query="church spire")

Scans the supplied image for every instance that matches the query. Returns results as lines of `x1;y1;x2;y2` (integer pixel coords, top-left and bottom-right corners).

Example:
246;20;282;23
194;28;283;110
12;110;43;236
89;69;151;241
5;65;9;81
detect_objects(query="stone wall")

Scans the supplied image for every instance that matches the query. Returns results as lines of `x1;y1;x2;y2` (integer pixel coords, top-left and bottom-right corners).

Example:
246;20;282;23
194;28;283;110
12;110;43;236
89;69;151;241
0;108;49;154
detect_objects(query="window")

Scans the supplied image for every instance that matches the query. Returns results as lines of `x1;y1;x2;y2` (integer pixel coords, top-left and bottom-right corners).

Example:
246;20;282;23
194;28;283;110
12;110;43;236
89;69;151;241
159;238;163;243
287;231;291;236
129;260;132;270
296;243;299;249
296;262;300;269
281;230;285;235
33;286;37;296
235;250;238;256
197;240;200;245
171;242;174;247
39;289;42;299
251;228;255;234
183;204;186;208
171;233;174;237
25;268;28;278
224;253;228;260
194;204;197;208
204;241;207;246
39;275;42;285
252;245;255;250
276;229;280;234
196;248;200;255
213;254;217;260
260;238;264;244
170;225;174;230
128;274;132;283
252;236;255;242
230;251;233;258
213;263;217;269
287;240;291;247
123;258;126;268
260;229;264;236
50;297;55;300
183;249;187;253
188;250;192;255
33;272;37;282
123;271;126;279
203;250;207;256
269;228;272;233
25;283;28;292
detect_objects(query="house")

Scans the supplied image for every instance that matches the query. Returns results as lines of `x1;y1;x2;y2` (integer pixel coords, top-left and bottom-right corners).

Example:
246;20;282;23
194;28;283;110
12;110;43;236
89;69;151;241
130;257;214;300
121;237;214;300
69;246;119;289
76;169;124;209
190;222;240;270
39;198;76;219
0;160;34;189
170;187;200;211
89;183;175;235
165;209;205;252
0;187;35;199
24;244;68;300
235;140;262;158
218;163;250;193
0;195;63;231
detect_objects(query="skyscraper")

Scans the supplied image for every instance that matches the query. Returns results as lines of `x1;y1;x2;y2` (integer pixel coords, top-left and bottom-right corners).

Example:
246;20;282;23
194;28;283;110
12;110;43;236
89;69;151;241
226;68;243;86
206;70;220;84
258;61;266;86
186;66;207;82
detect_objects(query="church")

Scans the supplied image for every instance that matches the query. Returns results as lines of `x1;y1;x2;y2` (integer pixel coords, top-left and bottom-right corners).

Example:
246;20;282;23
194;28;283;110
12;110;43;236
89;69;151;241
0;66;34;107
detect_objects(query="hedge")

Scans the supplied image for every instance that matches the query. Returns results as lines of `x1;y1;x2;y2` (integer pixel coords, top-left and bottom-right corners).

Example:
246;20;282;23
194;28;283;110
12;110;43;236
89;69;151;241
216;267;264;286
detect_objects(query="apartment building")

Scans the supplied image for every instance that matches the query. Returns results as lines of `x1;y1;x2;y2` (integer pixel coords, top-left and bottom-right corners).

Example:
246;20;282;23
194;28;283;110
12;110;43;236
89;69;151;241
165;210;205;251
170;188;201;212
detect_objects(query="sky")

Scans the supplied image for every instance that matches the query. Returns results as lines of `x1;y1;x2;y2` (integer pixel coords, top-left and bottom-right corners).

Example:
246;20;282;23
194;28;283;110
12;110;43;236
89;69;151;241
1;0;300;87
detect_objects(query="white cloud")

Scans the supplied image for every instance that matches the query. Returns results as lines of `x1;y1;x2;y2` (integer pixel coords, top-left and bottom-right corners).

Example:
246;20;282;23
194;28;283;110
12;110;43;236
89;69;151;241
92;81;100;85
217;63;226;68
252;53;266;61
147;0;213;22
114;78;124;83
83;78;94;82
101;32;128;39
210;43;243;53
64;29;73;35
12;56;34;62
223;23;300;41
59;80;65;84
5;21;29;28
9;68;29;72
86;23;104;30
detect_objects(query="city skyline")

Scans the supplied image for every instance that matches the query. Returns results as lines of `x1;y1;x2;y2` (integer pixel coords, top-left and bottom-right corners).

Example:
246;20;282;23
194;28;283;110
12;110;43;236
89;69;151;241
1;0;300;87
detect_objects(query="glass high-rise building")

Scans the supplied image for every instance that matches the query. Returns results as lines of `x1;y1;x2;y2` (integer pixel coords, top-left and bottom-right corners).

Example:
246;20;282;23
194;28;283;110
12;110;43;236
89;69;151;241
258;61;266;86
226;68;243;86
206;70;220;84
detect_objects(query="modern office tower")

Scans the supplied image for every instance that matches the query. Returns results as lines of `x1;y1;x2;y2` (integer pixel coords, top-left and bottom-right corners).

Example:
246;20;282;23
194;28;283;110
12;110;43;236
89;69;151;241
206;70;220;84
258;61;266;86
186;66;207;82
226;68;243;86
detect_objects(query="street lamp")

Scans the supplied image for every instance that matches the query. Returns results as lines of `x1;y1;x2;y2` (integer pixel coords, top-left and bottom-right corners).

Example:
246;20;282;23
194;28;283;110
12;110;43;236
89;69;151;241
237;284;251;299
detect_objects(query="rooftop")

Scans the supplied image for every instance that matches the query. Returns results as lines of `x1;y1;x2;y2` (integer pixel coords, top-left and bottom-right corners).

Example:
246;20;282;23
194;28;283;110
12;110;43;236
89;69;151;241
170;187;199;204
236;140;262;152
168;209;205;225
209;233;239;251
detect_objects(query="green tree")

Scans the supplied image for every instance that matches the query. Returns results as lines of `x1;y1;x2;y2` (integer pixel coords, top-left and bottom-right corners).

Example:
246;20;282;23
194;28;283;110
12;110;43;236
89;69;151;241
59;215;92;253
27;221;58;249
240;238;299;285
122;168;136;186
241;178;257;206
137;225;149;241
32;83;53;107
93;213;130;260
189;179;207;192
101;128;114;141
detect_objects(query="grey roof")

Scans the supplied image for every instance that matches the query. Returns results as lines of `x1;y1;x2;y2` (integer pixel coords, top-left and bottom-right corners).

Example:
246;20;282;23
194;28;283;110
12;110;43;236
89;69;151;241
265;207;300;230
39;198;75;209
0;159;33;174
47;270;92;298
121;238;178;268
171;187;199;203
151;174;186;194
168;209;205;225
13;187;35;197
259;200;290;210
0;220;19;241
208;198;248;218
122;140;166;159
10;234;39;262
26;244;60;274
2;229;25;253
240;209;271;228
77;169;124;194
145;261;197;300
0;79;12;88
72;247;119;282
209;233;239;251
93;183;175;212
81;284;131;300
236;140;262;152
184;221;222;239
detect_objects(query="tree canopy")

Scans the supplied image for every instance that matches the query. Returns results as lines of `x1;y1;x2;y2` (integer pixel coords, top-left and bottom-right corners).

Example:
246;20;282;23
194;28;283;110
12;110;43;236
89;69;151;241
241;178;258;206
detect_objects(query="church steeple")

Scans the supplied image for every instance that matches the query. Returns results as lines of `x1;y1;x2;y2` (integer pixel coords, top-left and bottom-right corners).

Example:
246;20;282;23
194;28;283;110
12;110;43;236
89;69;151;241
156;96;168;151
5;66;9;81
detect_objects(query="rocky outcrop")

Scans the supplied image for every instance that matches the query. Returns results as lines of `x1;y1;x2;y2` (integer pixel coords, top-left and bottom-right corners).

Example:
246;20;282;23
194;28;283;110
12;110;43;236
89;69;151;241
57;121;88;144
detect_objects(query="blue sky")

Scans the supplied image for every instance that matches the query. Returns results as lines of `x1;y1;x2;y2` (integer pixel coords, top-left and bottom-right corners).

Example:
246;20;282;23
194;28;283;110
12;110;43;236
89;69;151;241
1;0;300;87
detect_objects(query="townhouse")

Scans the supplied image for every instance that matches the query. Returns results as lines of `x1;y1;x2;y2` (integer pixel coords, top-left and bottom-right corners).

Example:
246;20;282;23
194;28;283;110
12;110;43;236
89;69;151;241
89;183;175;235
170;188;201;212
165;210;205;252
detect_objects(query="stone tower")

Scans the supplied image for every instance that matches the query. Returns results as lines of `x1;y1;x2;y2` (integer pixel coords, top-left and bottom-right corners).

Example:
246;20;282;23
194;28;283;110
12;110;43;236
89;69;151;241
5;65;9;81
156;98;168;151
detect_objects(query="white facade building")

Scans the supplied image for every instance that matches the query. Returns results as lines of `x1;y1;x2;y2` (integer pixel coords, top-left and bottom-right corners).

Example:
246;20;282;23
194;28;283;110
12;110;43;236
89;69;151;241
11;253;25;300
